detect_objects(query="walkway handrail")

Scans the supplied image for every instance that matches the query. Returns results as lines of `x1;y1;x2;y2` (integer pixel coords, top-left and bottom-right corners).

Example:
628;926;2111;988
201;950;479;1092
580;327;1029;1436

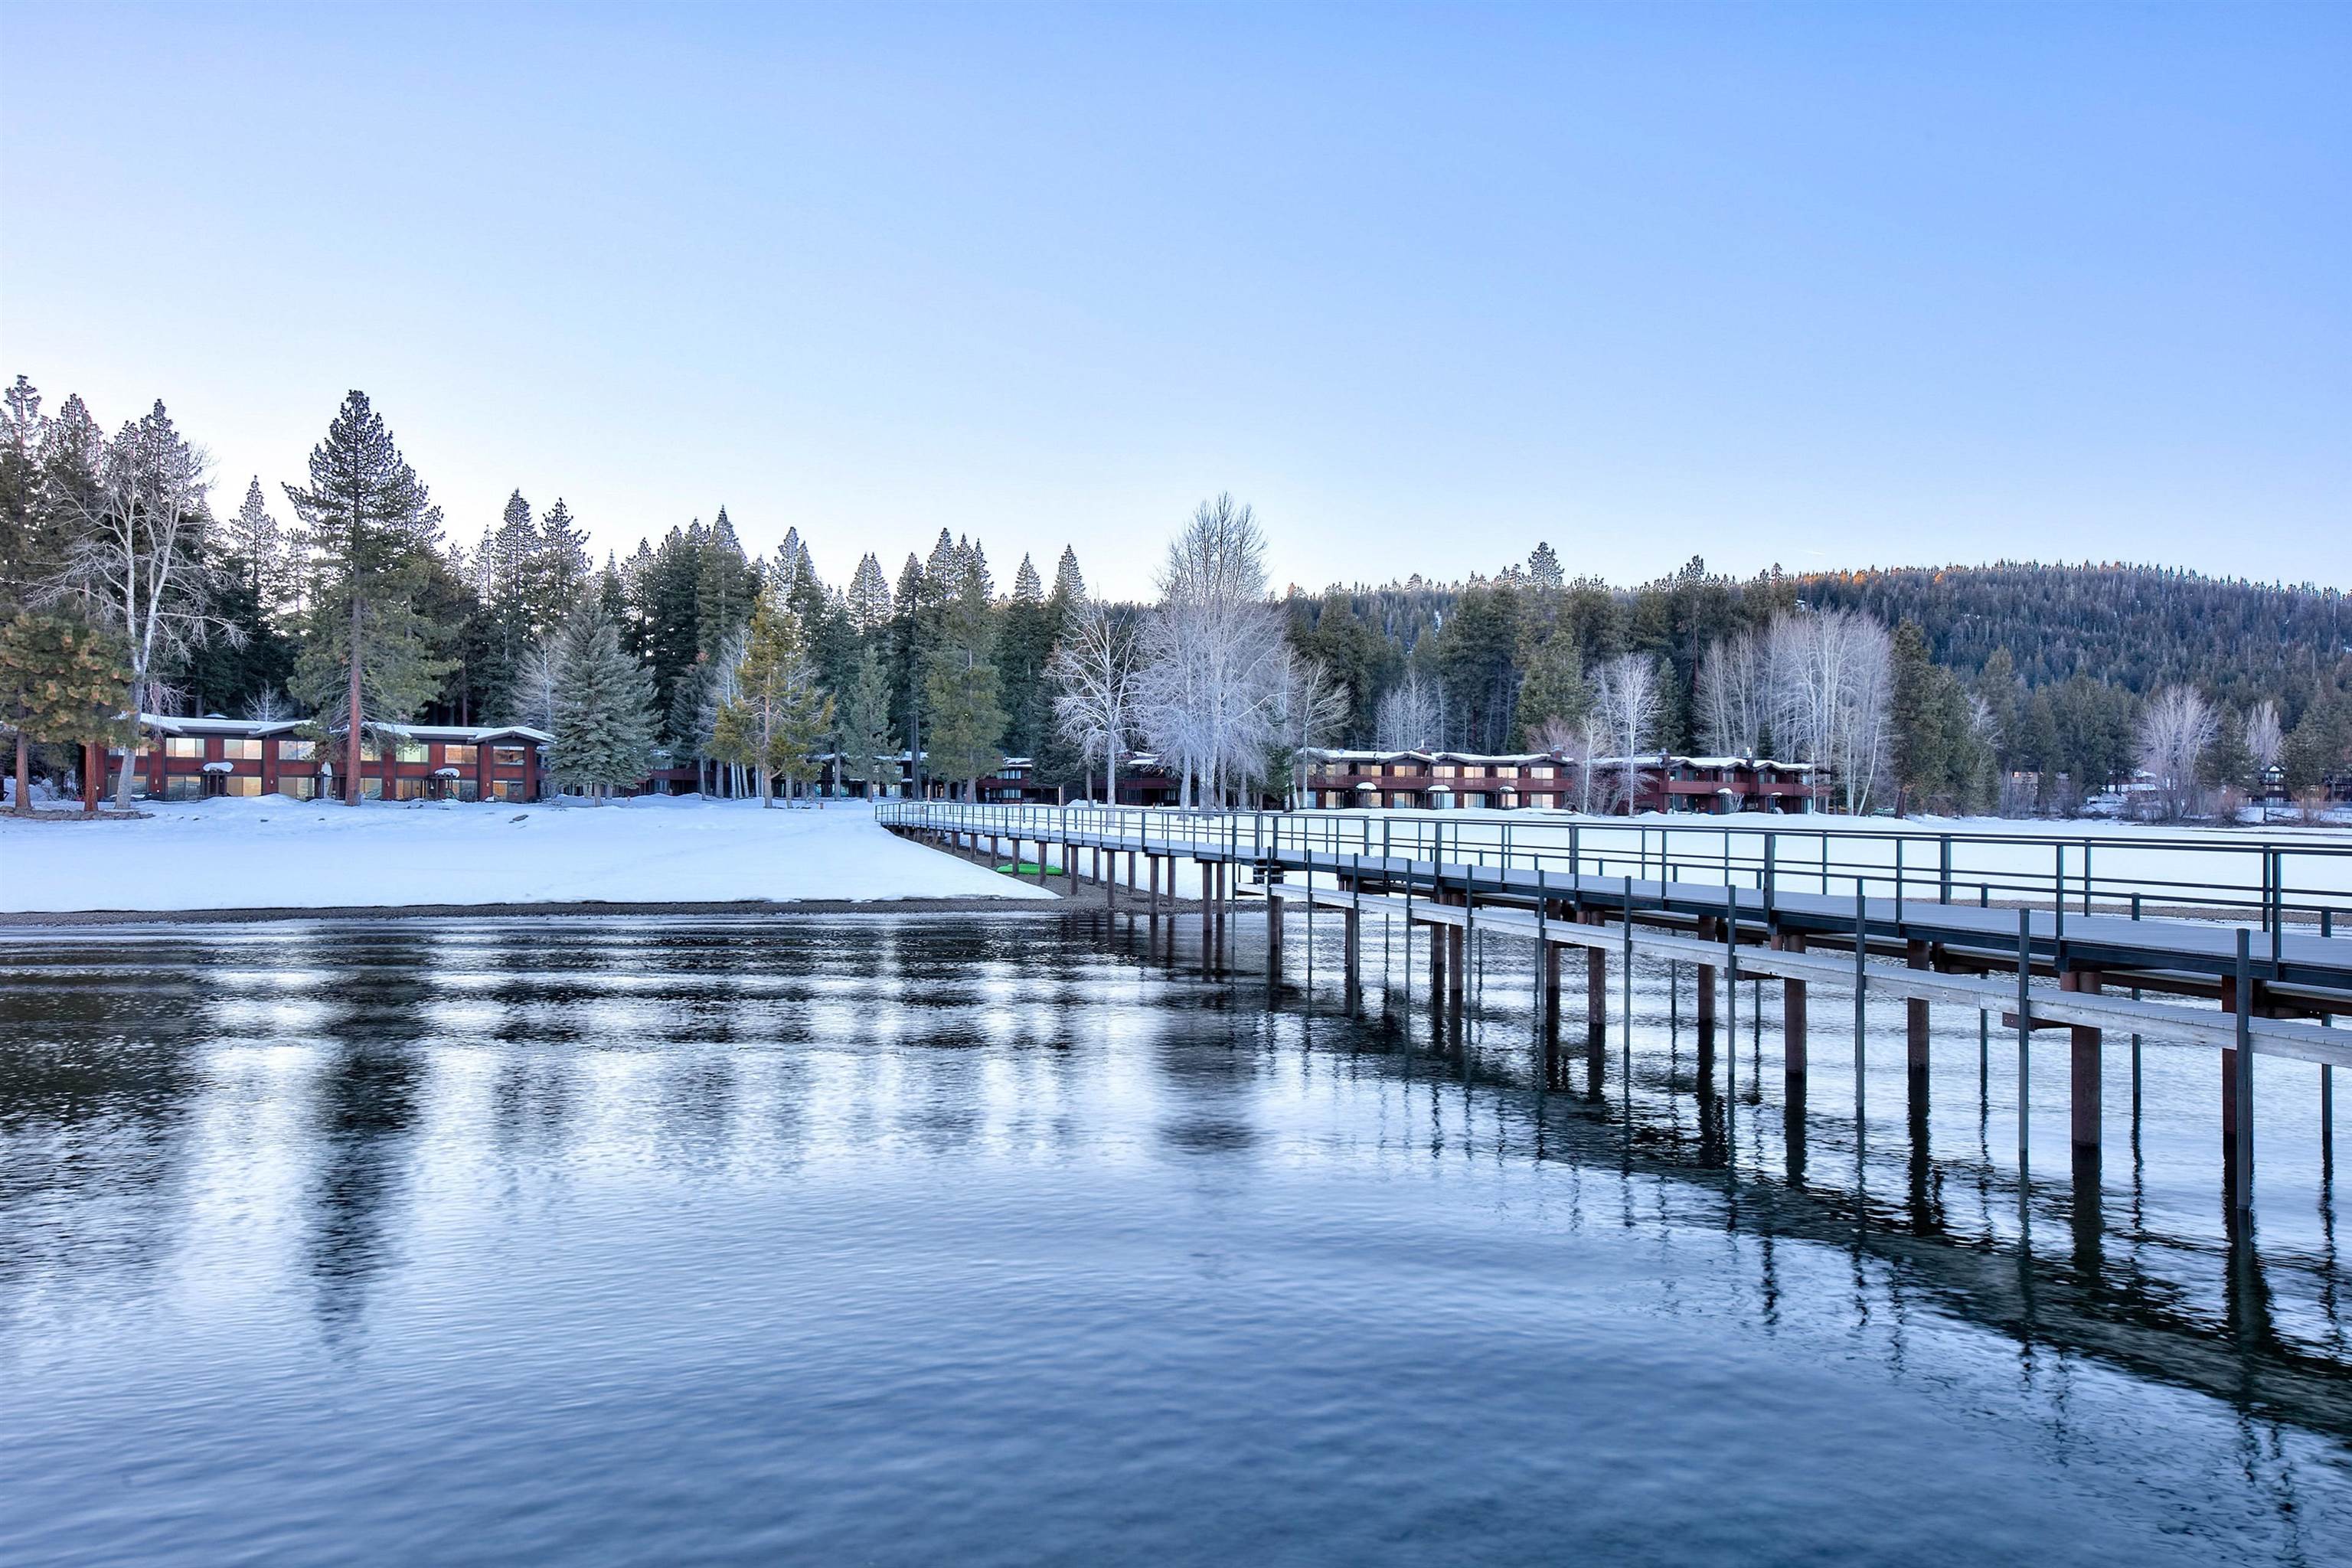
878;799;2352;930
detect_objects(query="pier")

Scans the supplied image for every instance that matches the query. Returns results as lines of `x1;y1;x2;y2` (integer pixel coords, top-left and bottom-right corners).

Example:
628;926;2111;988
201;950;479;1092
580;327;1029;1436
883;801;2352;1217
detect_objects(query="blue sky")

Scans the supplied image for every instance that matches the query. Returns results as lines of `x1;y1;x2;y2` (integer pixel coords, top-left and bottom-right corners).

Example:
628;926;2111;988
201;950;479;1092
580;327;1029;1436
3;2;2345;596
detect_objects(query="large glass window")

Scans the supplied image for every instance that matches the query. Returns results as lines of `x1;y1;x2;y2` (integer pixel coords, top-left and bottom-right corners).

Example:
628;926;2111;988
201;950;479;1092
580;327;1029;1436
221;738;263;761
494;746;526;766
360;777;384;799
222;776;262;797
165;737;204;759
277;739;316;762
361;737;381;761
395;741;429;764
164;776;204;800
442;744;477;766
274;779;317;801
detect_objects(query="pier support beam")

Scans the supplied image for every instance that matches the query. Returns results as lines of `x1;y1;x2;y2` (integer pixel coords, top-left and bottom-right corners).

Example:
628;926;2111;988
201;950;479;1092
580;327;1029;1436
1344;904;1361;1007
1906;939;1932;1076
2063;969;2103;1152
1586;931;1607;1048
1774;932;1808;1078
1696;916;1718;1037
1266;888;1282;982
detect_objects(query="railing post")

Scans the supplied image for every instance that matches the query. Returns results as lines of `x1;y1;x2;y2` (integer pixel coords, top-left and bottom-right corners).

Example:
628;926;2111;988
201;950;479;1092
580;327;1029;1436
1854;884;1868;1125
2017;908;2034;1175
2232;928;2255;1214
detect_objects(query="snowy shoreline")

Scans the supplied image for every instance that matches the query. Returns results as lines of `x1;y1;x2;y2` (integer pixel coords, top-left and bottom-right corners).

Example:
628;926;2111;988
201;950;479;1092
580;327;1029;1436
0;796;1059;915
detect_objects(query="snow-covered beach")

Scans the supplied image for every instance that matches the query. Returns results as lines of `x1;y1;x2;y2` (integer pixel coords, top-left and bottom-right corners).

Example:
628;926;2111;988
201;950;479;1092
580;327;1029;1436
0;797;1056;916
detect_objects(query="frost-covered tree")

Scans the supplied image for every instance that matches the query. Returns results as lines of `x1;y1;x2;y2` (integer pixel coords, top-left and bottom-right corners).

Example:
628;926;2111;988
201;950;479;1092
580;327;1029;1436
1048;599;1138;803
549;608;658;803
48;400;241;805
1764;609;1892;815
2135;684;2217;822
1374;671;1442;751
1272;651;1349;807
714;588;831;807
2245;699;2283;815
282;391;451;804
1135;495;1286;806
1592;652;1666;813
1694;629;1766;757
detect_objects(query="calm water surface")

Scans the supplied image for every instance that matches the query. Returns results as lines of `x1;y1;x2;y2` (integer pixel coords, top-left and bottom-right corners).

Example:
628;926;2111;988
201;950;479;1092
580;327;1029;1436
2;913;2347;1566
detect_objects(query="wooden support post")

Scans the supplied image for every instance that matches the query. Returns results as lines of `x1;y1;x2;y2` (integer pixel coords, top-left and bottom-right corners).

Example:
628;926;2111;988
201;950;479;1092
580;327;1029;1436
2228;933;2255;1214
1906;939;1931;1074
1344;904;1361;1007
1447;915;1465;1003
1266;886;1282;983
1586;941;1607;1047
1542;938;1561;1018
1429;914;1447;997
2062;969;2102;1152
1773;933;1808;1077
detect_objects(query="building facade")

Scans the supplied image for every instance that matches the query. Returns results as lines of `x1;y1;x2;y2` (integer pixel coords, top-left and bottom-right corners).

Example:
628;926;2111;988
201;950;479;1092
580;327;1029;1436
1298;749;1825;814
113;716;550;802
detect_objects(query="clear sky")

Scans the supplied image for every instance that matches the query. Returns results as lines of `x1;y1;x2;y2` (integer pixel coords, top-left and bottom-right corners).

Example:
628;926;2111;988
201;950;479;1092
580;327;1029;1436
3;2;2345;597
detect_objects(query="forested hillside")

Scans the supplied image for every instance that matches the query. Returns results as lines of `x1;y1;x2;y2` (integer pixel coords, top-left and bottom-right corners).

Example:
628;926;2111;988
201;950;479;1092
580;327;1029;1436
5;368;2346;819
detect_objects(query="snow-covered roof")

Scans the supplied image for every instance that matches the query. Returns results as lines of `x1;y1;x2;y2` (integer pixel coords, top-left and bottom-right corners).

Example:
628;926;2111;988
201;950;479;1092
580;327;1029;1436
375;723;551;745
139;714;302;738
200;760;236;773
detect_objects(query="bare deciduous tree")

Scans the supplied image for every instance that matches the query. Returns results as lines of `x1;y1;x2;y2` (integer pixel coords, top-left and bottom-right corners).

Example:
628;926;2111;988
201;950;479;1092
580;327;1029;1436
1273;651;1350;807
46;401;240;805
1374;671;1443;753
1763;609;1892;815
1694;629;1766;757
2245;698;2283;820
1048;599;1141;805
1135;495;1287;807
1592;652;1666;814
2135;684;2217;822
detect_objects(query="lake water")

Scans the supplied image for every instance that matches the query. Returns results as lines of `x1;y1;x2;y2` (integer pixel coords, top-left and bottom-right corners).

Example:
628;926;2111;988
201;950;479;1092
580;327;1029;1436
2;912;2347;1566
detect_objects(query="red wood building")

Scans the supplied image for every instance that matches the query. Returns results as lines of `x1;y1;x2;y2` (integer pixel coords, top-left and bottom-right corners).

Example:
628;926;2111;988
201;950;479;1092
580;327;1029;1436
1300;749;1825;814
111;715;551;803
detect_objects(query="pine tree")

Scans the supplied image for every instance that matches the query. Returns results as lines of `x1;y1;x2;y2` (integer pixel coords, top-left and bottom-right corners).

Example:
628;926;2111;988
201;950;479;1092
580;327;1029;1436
921;556;1005;797
0;610;133;814
282;391;452;802
845;552;893;635
1053;544;1086;605
712;589;831;807
549;608;658;803
833;645;896;795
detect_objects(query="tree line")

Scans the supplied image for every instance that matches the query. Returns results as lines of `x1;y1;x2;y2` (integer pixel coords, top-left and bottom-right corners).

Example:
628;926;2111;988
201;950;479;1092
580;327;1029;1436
5;374;2346;819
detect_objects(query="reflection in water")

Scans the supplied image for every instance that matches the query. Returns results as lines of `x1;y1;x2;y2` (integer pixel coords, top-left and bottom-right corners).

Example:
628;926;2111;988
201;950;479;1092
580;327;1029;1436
0;912;2347;1566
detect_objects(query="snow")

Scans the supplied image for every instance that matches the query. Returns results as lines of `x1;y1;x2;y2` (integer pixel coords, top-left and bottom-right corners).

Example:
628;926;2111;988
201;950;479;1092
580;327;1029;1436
0;797;1057;914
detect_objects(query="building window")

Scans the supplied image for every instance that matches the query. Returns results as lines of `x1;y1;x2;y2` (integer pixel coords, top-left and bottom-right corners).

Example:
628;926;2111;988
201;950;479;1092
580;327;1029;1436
165;737;204;759
360;777;384;799
395;741;429;764
222;776;262;797
361;737;381;761
277;739;316;762
494;746;526;766
275;779;317;801
163;776;204;800
222;738;263;761
442;744;477;766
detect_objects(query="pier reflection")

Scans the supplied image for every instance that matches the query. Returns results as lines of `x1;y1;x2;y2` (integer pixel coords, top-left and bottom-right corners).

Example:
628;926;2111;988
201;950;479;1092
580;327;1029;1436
0;911;2346;1567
